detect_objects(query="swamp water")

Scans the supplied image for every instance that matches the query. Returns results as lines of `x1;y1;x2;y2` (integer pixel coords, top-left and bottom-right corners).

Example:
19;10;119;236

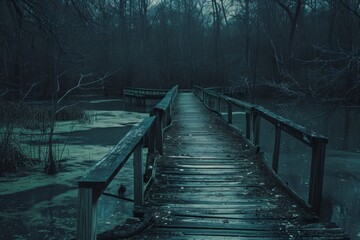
2;95;359;239
0;97;151;239
228;100;360;239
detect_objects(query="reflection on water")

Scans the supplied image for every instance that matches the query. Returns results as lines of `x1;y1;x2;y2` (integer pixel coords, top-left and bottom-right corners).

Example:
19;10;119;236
246;100;360;239
2;95;359;238
77;95;158;114
97;156;135;234
174;96;359;238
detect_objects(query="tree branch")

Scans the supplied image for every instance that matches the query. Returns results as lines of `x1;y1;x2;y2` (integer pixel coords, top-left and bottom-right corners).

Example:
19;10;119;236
274;0;294;22
56;73;93;106
22;82;39;100
339;0;360;19
56;71;116;106
0;89;9;98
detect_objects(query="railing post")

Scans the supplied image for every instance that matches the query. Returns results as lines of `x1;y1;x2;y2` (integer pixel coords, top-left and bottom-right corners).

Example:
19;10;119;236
76;188;98;240
212;95;215;110
218;95;221;112
246;112;251;140
155;110;164;155
148;124;155;155
308;140;326;214
167;106;172;126
252;110;260;148
208;94;211;109
272;126;281;173
207;93;210;108
133;144;144;207
162;109;166;128
227;100;232;124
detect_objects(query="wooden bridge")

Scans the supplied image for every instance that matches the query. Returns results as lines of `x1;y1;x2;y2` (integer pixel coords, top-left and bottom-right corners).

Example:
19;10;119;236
76;86;349;239
123;87;169;106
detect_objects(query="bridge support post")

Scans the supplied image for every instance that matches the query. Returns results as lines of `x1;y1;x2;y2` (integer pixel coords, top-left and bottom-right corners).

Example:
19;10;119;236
148;123;155;154
154;110;164;155
272;126;281;173
227;100;232;124
76;188;98;240
252;111;260;147
168;105;172;125
134;144;144;208
218;96;221;112
309;141;326;214
245;112;251;140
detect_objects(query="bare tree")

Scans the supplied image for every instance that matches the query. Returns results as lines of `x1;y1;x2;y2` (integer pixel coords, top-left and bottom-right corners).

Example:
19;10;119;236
273;0;303;59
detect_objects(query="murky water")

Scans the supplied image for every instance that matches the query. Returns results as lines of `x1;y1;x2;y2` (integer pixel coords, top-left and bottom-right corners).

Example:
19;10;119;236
0;96;152;239
228;100;360;239
2;95;359;239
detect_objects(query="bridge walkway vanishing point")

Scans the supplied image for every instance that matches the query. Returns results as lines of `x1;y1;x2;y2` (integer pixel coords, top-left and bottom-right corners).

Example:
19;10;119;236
132;92;348;239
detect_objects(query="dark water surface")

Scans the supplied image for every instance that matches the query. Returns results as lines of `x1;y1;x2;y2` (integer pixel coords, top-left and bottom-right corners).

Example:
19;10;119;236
2;95;359;239
0;96;153;240
229;99;360;239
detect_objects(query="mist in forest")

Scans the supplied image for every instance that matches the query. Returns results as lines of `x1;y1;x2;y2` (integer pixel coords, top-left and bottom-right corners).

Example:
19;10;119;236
1;0;360;239
1;0;359;103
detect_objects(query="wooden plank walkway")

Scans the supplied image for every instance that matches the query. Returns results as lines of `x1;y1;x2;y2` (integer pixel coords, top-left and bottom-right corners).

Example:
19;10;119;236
132;92;348;239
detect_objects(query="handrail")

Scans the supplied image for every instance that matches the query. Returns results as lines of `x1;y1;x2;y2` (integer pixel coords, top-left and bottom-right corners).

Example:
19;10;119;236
193;85;327;215
78;117;155;190
123;87;168;98
76;85;178;240
124;87;169;92
151;85;178;155
194;85;246;99
153;85;178;111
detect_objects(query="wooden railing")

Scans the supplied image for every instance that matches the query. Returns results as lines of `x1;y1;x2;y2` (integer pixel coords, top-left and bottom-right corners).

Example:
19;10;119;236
151;85;178;155
193;85;327;215
76;85;178;240
123;87;169;99
194;86;246;100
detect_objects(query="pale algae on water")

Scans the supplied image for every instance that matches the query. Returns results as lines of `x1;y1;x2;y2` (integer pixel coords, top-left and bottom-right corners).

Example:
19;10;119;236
0;105;148;240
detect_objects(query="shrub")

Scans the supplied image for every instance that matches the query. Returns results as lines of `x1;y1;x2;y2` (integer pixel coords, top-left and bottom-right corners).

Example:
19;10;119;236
0;124;35;173
0;101;88;173
0;101;90;129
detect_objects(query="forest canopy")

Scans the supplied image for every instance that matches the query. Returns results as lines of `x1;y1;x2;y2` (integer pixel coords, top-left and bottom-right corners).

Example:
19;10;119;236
1;0;359;104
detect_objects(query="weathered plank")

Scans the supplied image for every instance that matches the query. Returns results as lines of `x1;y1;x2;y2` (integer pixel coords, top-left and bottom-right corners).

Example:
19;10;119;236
195;87;328;214
123;87;168;99
76;188;97;240
78;116;155;190
77;87;178;240
130;92;348;239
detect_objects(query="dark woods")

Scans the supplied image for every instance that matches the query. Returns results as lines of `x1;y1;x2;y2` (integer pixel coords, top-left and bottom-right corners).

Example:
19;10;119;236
0;0;359;104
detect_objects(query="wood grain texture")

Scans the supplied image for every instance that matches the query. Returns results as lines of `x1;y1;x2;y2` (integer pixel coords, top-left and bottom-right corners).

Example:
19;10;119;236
78;116;155;190
124;88;168;99
130;92;349;239
134;144;144;206
76;188;97;240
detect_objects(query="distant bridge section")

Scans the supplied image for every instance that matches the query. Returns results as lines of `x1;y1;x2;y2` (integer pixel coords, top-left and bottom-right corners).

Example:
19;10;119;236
123;87;169;105
76;85;349;240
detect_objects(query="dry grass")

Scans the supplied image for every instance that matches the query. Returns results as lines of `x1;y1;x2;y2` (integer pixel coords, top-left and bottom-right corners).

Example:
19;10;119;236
0;102;90;129
0;124;38;174
0;101;89;173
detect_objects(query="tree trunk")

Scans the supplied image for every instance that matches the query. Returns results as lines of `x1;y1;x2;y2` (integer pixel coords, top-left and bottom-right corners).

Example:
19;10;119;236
244;0;251;100
46;39;58;175
47;117;57;174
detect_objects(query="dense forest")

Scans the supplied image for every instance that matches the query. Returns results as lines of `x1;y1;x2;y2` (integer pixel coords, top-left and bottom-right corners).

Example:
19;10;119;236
0;2;360;239
0;0;359;104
